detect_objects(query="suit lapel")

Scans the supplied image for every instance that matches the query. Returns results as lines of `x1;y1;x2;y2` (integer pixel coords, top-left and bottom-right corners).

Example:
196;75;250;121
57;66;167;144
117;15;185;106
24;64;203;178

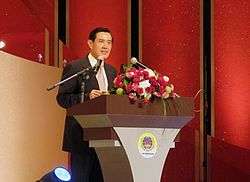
81;57;99;90
104;64;114;90
81;56;114;91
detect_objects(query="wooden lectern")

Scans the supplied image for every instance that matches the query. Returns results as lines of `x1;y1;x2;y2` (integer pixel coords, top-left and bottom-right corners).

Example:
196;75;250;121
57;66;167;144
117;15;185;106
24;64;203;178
67;95;194;182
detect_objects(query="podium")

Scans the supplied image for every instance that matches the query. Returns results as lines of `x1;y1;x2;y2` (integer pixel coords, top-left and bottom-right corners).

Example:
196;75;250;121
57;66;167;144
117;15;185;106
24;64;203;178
67;95;194;182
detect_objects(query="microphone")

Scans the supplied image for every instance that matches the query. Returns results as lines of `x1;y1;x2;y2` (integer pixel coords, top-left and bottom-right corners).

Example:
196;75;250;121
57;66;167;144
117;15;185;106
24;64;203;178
94;59;103;73
130;57;149;69
130;57;157;77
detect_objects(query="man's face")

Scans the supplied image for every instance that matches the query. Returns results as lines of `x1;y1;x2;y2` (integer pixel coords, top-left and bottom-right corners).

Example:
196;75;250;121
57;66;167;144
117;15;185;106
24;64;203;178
88;32;112;60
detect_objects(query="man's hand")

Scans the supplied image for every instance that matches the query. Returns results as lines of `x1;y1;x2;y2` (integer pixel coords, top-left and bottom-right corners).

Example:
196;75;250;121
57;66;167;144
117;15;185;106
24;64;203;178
89;89;103;100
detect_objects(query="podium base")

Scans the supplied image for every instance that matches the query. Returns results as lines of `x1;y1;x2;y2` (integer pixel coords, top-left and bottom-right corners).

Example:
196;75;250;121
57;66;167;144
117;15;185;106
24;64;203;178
94;127;180;182
95;147;133;182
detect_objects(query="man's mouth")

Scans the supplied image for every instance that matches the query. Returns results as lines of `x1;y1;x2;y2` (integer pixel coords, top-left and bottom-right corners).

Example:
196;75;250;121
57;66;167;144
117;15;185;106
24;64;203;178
101;50;108;54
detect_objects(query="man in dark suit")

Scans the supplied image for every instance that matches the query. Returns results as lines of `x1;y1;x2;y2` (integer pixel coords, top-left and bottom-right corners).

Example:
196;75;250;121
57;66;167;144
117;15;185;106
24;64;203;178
57;27;117;182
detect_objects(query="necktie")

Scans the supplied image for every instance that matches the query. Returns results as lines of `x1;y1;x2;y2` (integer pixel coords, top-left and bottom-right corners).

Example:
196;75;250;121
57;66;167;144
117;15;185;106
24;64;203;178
96;64;107;91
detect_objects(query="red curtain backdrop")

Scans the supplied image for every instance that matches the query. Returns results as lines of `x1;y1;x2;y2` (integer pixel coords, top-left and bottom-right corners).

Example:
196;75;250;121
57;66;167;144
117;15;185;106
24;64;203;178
211;138;250;181
211;0;250;181
214;0;250;149
0;0;47;63
141;0;200;181
65;0;128;71
1;32;44;63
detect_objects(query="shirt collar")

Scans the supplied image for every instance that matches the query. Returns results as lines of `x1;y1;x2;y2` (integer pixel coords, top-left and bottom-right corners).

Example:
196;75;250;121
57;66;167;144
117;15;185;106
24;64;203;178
88;53;97;68
88;53;105;68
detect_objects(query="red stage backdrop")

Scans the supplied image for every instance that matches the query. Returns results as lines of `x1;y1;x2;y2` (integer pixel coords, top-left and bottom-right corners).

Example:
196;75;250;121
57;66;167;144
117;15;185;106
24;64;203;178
2;32;44;63
211;0;250;181
142;0;200;181
64;0;128;71
214;0;250;149
0;0;47;63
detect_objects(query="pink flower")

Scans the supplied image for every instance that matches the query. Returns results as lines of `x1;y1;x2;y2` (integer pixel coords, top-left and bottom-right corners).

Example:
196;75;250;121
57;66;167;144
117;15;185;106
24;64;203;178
145;86;155;93
126;82;139;93
133;75;141;83
154;91;162;97
126;83;133;93
132;83;139;90
113;75;124;87
128;92;137;104
137;70;144;77
142;70;149;79
136;87;144;95
157;75;168;87
159;85;165;94
126;71;135;78
149;77;158;87
130;67;137;72
113;63;175;106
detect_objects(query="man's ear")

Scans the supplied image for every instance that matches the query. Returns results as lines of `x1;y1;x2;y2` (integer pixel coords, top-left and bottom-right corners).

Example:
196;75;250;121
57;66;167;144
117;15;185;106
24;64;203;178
87;40;93;49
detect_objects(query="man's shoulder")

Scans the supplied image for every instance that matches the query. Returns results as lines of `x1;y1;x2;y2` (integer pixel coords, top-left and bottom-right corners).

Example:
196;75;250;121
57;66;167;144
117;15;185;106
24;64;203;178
104;62;117;76
105;62;116;70
69;57;88;66
65;56;89;69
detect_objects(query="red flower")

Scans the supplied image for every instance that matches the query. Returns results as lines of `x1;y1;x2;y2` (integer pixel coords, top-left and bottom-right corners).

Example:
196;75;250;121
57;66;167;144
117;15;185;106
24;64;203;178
136;87;144;95
114;75;124;88
112;64;175;106
133;75;141;83
145;86;155;93
126;71;135;78
142;70;149;80
157;75;168;87
128;92;137;104
126;83;133;93
149;77;158;87
159;85;165;94
126;82;139;93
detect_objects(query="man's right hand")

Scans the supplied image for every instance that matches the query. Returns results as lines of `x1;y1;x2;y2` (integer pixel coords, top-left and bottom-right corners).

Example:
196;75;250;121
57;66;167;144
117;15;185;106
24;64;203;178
89;89;103;100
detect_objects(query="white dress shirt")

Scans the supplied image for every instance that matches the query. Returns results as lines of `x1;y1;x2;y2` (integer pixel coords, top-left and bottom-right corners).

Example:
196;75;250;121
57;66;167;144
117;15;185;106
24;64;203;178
88;53;108;91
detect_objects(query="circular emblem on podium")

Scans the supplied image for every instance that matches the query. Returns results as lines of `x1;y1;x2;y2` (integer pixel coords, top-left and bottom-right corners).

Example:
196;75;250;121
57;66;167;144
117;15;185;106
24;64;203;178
137;132;158;158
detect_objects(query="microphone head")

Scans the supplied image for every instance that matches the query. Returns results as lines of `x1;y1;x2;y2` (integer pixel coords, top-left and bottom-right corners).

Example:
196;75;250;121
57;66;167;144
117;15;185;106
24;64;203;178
130;57;138;64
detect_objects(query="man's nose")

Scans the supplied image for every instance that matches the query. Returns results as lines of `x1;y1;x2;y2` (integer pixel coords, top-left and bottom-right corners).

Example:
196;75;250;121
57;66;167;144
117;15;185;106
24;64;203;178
102;44;108;49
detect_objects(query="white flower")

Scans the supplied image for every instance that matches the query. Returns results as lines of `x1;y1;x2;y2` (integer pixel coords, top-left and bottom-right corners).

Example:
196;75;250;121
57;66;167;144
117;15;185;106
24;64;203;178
163;76;169;82
139;80;151;89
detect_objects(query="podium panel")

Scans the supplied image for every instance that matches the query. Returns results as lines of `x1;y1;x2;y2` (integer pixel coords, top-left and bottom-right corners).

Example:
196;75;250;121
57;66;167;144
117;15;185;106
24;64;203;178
67;95;194;182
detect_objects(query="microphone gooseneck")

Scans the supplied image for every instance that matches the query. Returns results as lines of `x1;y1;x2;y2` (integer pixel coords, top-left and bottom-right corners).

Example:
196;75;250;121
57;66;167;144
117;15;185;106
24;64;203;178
130;57;147;69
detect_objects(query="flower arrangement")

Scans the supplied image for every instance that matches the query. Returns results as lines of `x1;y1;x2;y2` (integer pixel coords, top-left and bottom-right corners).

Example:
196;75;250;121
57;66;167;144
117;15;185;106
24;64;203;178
112;64;176;105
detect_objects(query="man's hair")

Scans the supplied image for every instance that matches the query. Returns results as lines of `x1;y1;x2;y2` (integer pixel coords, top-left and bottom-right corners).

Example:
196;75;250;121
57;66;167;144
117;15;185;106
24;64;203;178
88;27;113;42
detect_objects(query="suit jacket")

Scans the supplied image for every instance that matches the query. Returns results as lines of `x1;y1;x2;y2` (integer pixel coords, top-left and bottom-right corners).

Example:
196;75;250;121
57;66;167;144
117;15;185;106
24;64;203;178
57;56;117;152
